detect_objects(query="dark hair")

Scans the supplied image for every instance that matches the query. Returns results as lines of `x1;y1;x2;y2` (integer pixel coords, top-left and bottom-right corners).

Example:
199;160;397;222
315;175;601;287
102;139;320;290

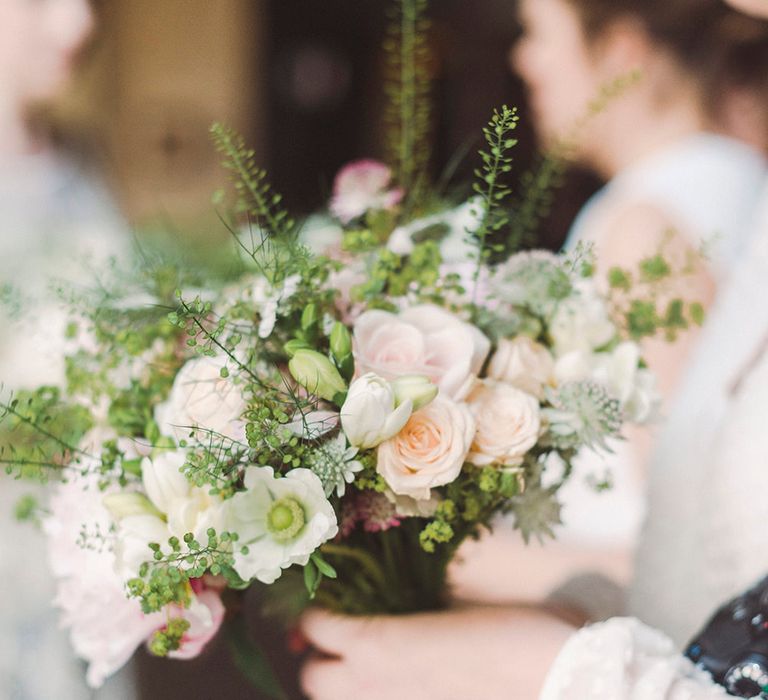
565;0;768;122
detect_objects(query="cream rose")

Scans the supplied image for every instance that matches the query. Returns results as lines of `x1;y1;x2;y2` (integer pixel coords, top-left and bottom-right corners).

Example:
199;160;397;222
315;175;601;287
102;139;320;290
353;304;490;400
467;381;541;467
488;336;554;399
376;396;475;500
155;355;247;443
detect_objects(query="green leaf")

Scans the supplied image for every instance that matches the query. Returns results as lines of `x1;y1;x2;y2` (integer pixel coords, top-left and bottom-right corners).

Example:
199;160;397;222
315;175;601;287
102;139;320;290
226;617;288;700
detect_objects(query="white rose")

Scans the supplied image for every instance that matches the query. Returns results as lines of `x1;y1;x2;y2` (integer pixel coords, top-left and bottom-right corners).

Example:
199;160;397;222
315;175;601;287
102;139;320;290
467;381;540;467
550;282;615;356
155;355;247;444
224;467;338;584
340;373;414;449
377;396;475;500
488;336;555;398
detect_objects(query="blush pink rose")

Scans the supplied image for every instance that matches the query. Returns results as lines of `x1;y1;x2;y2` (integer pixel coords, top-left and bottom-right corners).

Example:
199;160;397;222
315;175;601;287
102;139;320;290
329;160;404;224
353;305;491;400
467;381;541;467
376;396;475;500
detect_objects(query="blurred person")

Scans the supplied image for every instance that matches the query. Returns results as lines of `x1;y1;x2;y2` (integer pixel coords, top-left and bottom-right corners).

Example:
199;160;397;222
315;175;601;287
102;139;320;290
0;1;131;698
299;1;768;698
451;0;768;613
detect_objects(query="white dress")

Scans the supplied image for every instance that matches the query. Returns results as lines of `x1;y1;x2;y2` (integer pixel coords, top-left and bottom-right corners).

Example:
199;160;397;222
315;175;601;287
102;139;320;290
0;150;133;700
542;184;768;697
556;134;767;553
630;181;768;646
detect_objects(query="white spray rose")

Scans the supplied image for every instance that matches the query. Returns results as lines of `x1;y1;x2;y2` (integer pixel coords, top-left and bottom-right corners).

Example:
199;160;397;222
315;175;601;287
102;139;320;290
550;282;615;356
155;355;247;444
224;467;338;584
488;336;554;399
467;381;541;467
340;373;415;449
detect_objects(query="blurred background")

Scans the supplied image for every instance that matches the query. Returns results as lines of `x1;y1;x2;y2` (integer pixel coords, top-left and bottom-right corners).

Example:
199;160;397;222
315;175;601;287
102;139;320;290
50;0;598;248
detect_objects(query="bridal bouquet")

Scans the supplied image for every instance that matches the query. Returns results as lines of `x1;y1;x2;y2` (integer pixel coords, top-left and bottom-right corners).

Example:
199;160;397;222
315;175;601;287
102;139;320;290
0;0;701;694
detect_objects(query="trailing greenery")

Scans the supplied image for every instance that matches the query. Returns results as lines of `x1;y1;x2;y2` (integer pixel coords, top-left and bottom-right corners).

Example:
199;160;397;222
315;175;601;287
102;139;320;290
211;123;295;241
469;105;519;295
383;0;432;209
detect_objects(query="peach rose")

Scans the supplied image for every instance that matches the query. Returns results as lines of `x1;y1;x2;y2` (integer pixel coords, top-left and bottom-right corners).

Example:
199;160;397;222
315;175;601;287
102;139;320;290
467;381;540;467
353;305;490;400
377;396;475;500
488;336;554;399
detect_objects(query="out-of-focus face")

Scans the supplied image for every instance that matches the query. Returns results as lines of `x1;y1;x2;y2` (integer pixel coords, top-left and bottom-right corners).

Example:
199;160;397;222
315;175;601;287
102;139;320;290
724;0;768;18
0;0;94;104
512;0;603;146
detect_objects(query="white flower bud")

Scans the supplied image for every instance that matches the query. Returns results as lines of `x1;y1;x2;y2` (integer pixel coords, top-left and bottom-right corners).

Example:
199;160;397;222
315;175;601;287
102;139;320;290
340;373;413;449
390;375;438;411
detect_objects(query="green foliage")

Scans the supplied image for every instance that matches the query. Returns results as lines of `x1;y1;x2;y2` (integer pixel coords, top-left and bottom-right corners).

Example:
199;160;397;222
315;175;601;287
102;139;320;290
352;240;442;302
506;154;566;252
148;618;191;657
14;494;40;523
128;529;242;614
607;245;707;342
383;0;432;207
0;388;92;481
211;123;295;240
469;106;519;295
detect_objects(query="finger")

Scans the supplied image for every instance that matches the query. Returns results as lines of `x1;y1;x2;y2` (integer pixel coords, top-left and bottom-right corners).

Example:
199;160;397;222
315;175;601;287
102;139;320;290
299;608;381;657
300;658;356;700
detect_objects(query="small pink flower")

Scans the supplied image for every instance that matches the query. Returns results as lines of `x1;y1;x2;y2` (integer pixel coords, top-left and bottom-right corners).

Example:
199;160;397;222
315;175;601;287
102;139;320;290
340;491;401;537
329;160;404;224
166;589;226;660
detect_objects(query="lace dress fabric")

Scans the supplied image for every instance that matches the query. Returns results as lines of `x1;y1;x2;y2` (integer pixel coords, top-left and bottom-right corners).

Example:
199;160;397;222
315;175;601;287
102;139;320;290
540;618;735;700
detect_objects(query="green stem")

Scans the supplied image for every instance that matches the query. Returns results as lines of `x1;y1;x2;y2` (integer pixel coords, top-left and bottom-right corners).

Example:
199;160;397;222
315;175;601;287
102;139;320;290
225;616;288;700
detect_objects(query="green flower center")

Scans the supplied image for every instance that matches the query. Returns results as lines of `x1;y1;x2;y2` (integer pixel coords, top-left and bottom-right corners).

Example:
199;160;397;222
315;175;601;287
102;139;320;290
267;498;306;542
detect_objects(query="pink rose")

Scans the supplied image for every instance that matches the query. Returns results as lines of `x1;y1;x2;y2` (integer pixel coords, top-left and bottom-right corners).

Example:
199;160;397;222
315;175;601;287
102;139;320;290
329;160;404;224
377;396;475;500
488;336;554;399
353;305;491;400
467;381;541;467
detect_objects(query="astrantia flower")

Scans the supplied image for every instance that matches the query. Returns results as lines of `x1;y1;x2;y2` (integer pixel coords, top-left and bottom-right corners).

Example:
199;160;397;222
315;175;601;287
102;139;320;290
224;467;338;584
554;342;660;424
491;250;573;316
340;491;401;537
306;433;364;497
543;381;623;451
329;160;403;224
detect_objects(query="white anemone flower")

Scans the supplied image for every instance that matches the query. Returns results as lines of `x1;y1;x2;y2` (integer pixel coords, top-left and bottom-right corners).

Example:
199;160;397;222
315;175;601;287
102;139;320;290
224;467;338;584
